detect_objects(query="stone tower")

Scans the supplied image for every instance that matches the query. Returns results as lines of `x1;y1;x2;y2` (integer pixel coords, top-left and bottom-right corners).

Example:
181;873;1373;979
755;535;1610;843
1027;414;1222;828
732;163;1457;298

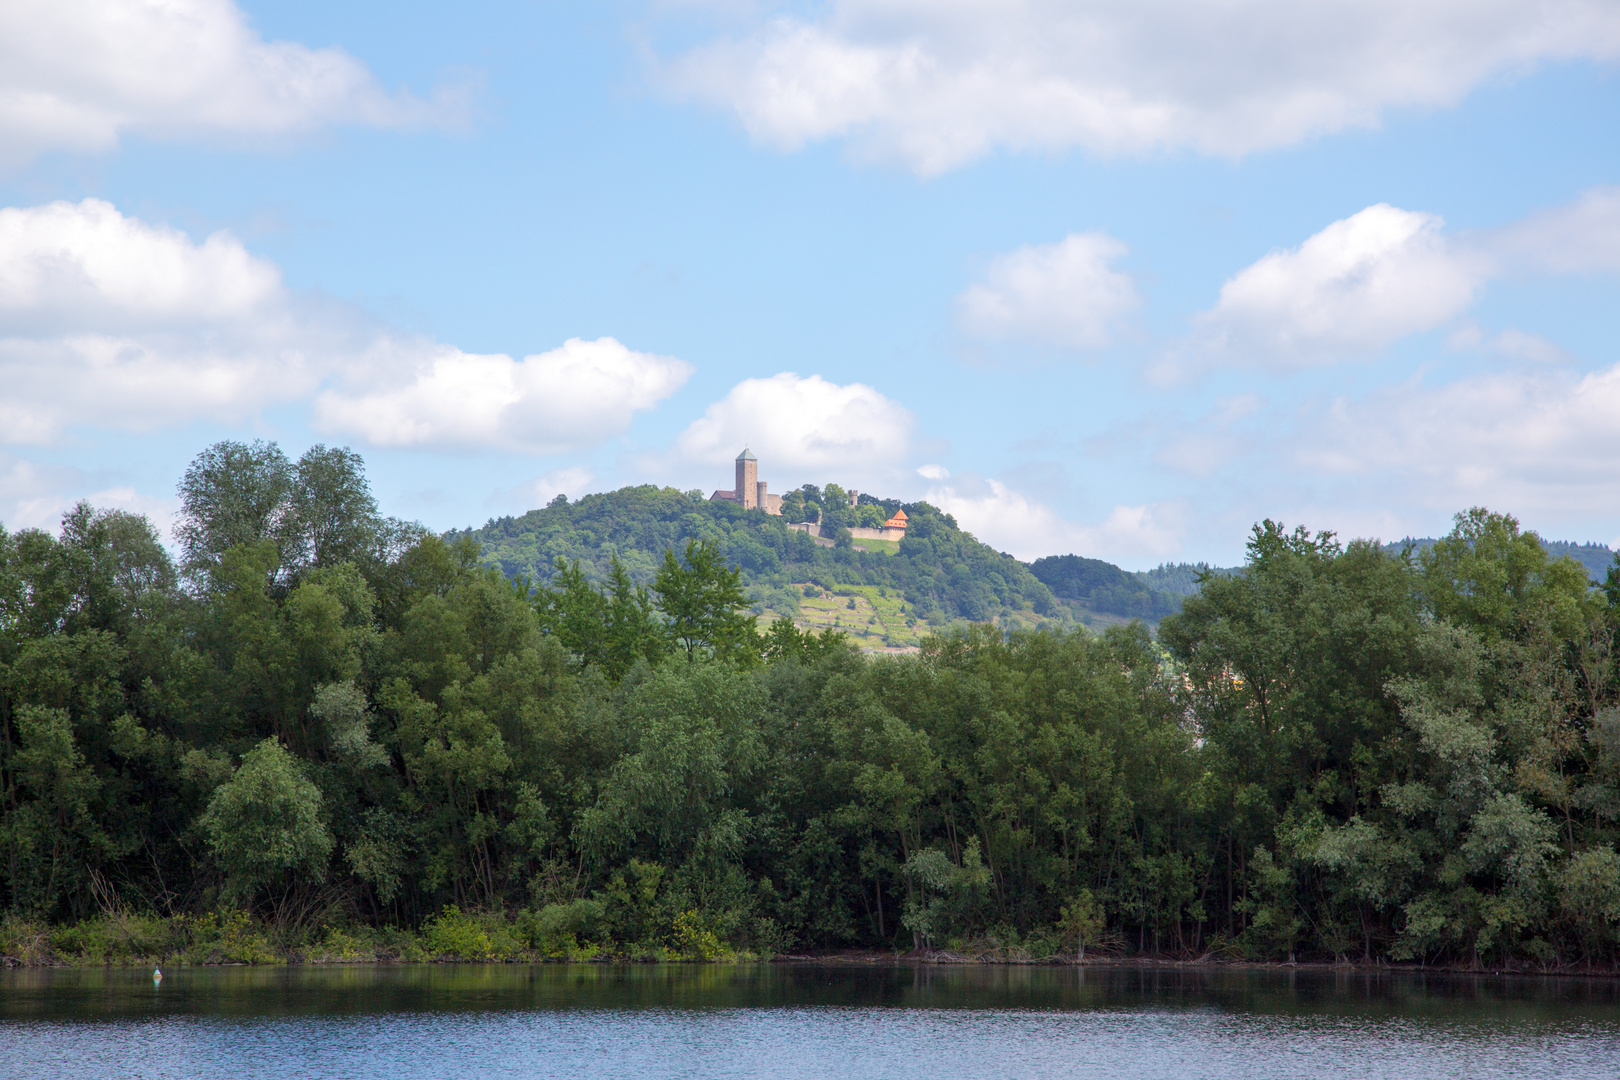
735;448;758;510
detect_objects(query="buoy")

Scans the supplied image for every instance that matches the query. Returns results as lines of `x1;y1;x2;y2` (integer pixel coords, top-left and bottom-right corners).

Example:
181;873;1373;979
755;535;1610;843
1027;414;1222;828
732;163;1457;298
153;967;162;982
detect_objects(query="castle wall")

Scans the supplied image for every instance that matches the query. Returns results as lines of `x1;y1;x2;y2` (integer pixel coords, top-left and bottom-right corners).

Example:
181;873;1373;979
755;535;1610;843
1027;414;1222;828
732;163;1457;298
786;522;905;543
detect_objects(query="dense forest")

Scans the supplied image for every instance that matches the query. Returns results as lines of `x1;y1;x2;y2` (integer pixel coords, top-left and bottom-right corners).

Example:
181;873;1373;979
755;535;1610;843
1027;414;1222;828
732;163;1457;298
4;440;1620;969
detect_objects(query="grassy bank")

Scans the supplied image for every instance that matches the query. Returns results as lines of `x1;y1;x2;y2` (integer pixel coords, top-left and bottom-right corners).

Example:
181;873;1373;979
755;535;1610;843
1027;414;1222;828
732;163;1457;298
0;906;764;968
9;911;1619;977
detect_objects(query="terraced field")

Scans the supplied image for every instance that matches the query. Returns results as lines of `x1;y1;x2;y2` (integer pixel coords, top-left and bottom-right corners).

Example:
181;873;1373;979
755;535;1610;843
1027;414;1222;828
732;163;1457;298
761;583;933;649
760;582;1069;651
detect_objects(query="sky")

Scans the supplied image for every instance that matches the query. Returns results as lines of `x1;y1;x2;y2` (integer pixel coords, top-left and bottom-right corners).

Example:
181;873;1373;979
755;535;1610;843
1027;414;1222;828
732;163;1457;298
2;0;1619;569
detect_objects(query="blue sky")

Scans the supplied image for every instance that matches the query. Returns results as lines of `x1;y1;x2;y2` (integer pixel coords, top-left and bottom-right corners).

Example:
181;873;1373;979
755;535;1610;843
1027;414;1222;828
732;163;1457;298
3;0;1619;568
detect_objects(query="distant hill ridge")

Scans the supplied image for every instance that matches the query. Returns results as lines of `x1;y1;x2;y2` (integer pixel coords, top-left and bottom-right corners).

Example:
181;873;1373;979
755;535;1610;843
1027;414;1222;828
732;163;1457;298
1380;537;1615;582
452;488;1618;639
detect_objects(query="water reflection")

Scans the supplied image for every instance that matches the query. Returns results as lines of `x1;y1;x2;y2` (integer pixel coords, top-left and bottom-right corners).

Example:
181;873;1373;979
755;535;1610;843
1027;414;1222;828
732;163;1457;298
3;964;1618;1079
4;962;1618;1020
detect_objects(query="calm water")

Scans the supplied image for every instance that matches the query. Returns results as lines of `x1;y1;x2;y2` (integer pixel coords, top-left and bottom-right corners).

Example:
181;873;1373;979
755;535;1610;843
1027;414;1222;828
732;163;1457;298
3;963;1618;1079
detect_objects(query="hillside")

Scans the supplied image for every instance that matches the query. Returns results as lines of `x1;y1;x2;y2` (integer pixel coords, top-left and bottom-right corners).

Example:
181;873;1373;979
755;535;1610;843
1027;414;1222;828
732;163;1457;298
452;486;1063;647
1029;554;1180;621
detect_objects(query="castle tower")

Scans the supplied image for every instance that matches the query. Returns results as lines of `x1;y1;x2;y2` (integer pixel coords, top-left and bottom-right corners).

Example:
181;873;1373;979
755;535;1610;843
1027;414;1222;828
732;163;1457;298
735;448;758;510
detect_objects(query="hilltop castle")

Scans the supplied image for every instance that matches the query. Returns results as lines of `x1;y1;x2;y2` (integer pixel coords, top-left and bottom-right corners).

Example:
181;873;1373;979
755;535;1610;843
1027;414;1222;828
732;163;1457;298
708;449;909;541
708;448;783;514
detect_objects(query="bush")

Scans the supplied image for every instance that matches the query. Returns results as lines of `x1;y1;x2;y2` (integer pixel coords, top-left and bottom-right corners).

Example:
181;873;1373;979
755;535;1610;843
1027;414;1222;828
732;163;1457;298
0;916;52;966
519;899;605;959
185;910;281;965
671;910;730;961
422;905;494;960
421;906;526;961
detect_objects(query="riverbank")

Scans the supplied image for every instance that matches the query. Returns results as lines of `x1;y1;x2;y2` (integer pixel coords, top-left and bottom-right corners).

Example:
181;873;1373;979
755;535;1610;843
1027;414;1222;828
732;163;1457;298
5;912;1618;977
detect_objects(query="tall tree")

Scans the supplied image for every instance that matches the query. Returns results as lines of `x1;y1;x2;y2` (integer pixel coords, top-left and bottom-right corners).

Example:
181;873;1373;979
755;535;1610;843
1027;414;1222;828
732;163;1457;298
653;540;759;663
175;440;299;583
291;445;384;571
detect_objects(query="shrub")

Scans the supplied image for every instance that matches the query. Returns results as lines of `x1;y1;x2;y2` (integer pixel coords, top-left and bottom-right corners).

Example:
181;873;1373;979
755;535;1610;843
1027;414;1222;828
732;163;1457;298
520;899;605;959
186;910;282;965
671;910;729;961
422;905;494;960
0;916;52;966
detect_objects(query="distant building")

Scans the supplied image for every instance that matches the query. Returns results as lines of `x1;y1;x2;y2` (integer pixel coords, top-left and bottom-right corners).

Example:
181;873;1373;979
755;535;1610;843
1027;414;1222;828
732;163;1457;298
883;508;908;530
709;448;782;514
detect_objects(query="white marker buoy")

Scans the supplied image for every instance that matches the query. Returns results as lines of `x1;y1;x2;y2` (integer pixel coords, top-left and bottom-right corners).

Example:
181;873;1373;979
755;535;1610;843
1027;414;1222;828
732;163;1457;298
153;967;162;982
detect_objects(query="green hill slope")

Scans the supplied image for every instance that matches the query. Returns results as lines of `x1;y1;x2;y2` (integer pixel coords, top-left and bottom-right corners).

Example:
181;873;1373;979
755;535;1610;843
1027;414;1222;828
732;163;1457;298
451;485;1062;647
1028;554;1180;621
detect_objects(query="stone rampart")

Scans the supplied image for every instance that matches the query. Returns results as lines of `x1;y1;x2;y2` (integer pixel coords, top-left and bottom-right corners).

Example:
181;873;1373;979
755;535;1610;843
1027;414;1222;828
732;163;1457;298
786;522;906;544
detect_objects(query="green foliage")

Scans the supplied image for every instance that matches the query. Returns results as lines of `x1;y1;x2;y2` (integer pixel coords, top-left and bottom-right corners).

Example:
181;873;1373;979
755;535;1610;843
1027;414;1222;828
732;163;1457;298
672;909;730;960
900;837;991;949
185;909;282;965
654;540;761;663
534;557;666;677
1029;554;1180;620
9;445;1620;972
422;905;497;960
201;738;334;908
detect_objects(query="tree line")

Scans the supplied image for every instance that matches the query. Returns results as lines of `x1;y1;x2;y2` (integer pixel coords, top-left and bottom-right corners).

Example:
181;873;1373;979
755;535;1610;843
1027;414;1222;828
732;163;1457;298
3;441;1619;966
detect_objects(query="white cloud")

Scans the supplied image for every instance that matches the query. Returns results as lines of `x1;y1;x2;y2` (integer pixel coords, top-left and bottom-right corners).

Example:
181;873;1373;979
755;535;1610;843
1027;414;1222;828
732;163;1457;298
956;233;1138;349
0;0;468;167
0;198;283;330
0;198;689;454
313;338;693;454
916;463;950;480
1192;204;1485;366
1295;363;1620;516
661;0;1620;174
1176;188;1620;372
0;199;329;442
924;477;1186;564
1487;185;1620;274
674;373;915;476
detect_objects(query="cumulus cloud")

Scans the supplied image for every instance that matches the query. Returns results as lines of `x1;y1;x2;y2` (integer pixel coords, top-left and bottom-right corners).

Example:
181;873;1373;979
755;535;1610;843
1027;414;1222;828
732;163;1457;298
1191;204;1485;366
1177;188;1620;371
674;373;915;475
661;0;1620;174
956;233;1138;350
0;199;330;442
924;476;1186;564
0;0;468;167
313;338;692;454
0;198;689;454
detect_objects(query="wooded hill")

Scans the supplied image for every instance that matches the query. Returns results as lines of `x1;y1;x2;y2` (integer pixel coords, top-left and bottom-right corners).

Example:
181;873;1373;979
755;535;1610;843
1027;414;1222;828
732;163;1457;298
454;487;1188;645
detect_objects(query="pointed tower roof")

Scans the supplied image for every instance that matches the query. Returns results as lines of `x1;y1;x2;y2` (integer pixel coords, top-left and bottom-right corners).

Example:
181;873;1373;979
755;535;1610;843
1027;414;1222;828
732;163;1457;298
735;447;757;461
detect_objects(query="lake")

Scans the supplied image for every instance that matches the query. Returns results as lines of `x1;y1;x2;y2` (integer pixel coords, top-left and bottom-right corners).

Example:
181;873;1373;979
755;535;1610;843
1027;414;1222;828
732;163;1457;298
3;963;1617;1079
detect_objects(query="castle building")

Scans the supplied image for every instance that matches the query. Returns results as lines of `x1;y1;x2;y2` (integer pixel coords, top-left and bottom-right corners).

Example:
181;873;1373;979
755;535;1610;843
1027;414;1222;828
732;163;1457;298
709;448;782;514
